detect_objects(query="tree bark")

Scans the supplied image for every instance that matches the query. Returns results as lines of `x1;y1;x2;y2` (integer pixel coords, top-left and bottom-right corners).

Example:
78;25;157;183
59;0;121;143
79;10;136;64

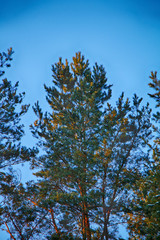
79;184;91;240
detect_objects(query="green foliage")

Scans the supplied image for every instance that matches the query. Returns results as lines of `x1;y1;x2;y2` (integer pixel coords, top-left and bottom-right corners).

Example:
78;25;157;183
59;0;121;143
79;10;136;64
0;49;38;239
124;71;160;240
148;71;160;122
0;50;156;240
30;52;152;240
0;170;48;240
47;232;81;240
0;48;13;77
0;48;37;169
123;163;160;239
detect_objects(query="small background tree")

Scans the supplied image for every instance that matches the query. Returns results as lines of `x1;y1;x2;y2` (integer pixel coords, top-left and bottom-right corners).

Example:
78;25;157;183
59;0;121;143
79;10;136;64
123;71;160;240
0;48;38;239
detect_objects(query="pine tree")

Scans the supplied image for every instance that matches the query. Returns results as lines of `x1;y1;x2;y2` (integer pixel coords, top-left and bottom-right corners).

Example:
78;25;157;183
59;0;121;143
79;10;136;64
0;48;34;169
30;52;151;239
123;71;160;240
94;93;152;239
31;52;112;239
0;49;37;238
0;171;47;240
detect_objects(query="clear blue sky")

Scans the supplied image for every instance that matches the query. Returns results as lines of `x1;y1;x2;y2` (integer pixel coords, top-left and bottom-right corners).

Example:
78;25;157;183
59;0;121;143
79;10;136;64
0;0;160;239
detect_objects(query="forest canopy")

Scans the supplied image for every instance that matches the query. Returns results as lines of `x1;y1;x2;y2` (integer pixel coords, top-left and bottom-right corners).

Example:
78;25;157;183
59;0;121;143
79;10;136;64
0;49;159;240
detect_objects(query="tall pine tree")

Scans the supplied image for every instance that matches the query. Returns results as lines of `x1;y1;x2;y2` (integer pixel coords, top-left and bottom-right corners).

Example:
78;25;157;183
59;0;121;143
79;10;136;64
31;52;151;239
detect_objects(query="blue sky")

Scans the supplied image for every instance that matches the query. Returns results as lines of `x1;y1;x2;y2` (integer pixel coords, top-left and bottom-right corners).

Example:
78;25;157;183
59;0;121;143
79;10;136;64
0;0;160;239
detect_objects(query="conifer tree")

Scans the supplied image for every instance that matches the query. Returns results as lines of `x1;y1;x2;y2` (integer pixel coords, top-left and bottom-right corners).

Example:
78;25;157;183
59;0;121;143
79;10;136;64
0;49;37;238
0;171;48;240
0;48;34;169
31;52;151;239
31;52;112;240
124;72;160;239
94;93;151;239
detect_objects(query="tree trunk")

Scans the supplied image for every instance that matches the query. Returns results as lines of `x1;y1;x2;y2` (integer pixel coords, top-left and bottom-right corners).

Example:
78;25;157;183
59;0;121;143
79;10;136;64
79;184;91;240
84;206;91;240
101;163;109;240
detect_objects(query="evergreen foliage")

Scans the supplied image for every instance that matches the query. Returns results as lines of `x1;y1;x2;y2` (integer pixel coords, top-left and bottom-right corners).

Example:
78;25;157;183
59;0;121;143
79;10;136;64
0;50;159;240
123;71;160;240
0;48;35;169
30;52;152;240
0;171;47;240
0;49;37;239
